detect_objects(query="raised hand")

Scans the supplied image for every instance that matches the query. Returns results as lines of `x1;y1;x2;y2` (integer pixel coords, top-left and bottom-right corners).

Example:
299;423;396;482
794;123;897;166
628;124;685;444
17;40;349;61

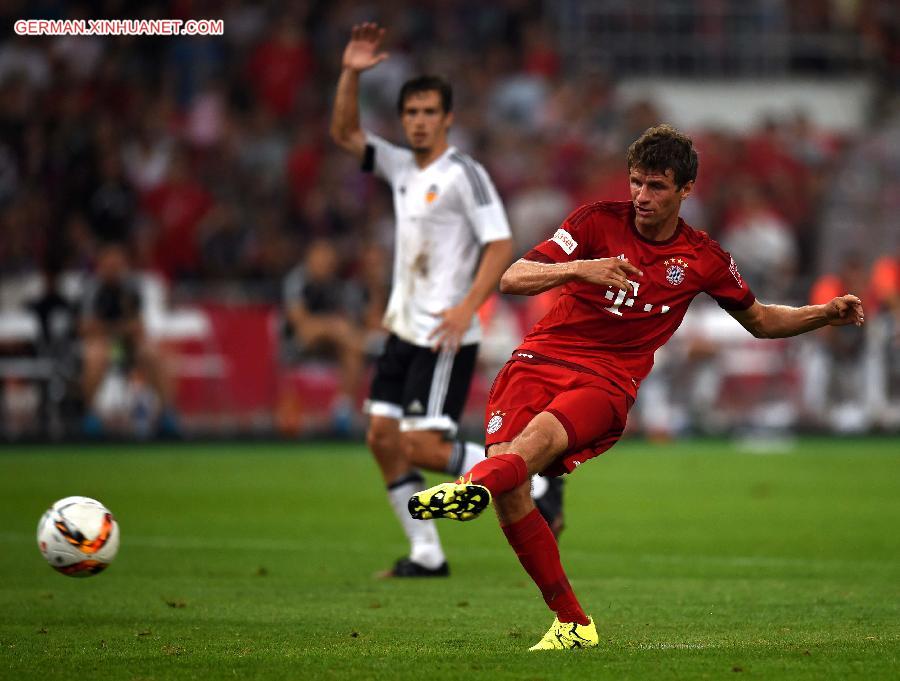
825;294;865;327
342;22;389;72
576;258;643;295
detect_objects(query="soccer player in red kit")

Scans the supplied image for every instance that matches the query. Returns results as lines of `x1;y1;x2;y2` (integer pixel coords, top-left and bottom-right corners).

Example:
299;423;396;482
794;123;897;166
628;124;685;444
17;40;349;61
409;124;865;650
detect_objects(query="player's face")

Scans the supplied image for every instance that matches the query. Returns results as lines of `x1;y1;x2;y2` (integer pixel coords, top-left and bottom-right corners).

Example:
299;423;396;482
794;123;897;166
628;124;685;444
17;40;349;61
400;91;453;153
629;167;693;229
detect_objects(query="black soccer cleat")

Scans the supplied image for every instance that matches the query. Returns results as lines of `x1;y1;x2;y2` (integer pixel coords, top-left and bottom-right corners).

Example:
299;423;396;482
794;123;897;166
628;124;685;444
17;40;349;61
377;557;450;579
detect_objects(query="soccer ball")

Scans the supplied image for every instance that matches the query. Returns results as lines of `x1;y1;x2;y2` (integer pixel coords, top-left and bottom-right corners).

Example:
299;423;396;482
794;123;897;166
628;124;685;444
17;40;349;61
36;496;120;577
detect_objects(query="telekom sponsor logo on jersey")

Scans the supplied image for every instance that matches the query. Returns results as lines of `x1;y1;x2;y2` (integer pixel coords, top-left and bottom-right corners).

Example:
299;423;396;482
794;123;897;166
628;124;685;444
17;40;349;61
550;228;578;255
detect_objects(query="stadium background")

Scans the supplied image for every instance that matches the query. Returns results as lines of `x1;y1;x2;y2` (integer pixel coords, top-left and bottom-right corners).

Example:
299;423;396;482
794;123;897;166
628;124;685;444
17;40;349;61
0;0;898;440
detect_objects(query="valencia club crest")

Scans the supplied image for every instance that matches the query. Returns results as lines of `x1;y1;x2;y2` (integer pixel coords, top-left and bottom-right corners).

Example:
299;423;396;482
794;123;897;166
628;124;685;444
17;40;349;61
664;257;688;286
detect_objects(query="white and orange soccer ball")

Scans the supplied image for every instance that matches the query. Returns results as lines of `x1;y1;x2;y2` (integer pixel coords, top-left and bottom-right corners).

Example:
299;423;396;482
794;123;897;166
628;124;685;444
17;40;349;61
37;496;120;577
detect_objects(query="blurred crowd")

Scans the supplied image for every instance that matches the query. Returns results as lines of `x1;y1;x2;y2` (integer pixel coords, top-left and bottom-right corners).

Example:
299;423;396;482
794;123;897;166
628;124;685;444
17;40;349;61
0;1;897;293
0;0;898;437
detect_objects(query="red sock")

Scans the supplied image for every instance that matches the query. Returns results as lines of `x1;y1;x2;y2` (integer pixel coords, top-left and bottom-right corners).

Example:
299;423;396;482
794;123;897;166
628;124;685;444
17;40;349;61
502;508;589;625
459;453;528;497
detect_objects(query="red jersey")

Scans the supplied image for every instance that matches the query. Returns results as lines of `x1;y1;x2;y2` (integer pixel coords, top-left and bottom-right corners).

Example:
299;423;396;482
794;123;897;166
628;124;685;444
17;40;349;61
516;201;755;399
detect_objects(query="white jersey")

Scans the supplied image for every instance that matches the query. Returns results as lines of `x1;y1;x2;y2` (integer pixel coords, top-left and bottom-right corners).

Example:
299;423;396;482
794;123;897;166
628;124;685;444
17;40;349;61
364;132;511;347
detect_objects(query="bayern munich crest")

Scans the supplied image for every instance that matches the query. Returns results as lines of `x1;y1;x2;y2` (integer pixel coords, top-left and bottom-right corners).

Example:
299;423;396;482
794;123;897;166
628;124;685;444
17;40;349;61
486;410;504;435
664;257;689;286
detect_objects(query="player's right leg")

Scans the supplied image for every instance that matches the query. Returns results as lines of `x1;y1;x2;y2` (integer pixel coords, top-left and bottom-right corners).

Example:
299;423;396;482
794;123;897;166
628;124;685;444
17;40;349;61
491;466;595;650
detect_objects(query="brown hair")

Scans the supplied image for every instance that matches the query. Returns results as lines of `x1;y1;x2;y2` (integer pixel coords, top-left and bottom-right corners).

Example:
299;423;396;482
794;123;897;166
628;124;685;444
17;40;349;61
626;124;698;188
397;75;453;114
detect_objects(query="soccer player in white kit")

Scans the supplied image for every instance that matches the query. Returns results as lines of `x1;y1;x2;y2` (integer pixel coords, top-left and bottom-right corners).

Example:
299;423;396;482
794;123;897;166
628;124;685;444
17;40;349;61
330;22;524;576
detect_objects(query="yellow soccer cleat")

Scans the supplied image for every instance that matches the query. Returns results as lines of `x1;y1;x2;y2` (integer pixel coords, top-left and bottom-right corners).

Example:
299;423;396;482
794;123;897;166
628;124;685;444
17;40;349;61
528;616;599;651
408;481;491;521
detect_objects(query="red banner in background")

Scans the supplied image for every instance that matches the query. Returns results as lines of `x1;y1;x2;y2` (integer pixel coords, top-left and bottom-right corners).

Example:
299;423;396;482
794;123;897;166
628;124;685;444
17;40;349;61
173;304;278;427
171;303;491;436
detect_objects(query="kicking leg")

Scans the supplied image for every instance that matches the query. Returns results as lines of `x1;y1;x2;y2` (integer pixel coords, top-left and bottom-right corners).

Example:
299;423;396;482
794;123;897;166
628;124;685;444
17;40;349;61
408;411;567;520
402;428;565;532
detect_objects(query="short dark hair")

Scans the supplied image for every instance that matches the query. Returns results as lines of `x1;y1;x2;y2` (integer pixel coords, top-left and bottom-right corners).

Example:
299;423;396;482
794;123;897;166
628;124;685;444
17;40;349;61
396;75;452;115
626;124;698;188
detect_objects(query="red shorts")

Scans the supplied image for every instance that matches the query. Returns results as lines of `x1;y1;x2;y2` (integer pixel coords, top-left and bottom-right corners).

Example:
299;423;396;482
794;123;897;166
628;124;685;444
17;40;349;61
484;353;633;477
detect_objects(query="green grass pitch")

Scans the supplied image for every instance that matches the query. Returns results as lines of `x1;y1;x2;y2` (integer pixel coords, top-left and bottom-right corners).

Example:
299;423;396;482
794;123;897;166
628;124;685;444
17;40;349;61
1;437;898;680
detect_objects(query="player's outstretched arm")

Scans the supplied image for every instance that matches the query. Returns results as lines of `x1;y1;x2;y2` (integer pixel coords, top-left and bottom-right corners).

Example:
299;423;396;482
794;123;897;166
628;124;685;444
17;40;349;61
729;295;865;339
329;22;389;158
499;258;642;296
